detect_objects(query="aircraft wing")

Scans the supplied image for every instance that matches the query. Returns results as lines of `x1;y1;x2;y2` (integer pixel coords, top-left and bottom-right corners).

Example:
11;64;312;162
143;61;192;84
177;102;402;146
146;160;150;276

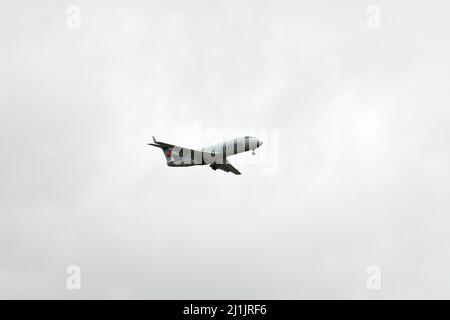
215;160;241;175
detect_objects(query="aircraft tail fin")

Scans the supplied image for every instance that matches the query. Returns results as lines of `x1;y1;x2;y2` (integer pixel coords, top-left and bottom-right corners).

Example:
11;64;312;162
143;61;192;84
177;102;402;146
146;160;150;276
148;136;175;161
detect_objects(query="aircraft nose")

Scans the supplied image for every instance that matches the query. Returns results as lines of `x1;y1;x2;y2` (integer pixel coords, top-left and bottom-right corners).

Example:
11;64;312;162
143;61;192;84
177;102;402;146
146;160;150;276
258;139;263;147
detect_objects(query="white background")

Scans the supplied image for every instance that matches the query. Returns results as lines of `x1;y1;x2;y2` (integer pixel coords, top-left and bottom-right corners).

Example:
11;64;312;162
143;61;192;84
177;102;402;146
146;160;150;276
1;0;450;298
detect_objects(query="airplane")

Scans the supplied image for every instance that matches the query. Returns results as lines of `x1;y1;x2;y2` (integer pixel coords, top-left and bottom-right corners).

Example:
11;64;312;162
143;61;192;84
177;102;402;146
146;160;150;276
148;136;263;175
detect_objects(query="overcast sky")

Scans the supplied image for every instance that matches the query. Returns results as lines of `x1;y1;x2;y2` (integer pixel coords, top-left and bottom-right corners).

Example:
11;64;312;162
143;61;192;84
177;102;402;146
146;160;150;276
1;0;450;299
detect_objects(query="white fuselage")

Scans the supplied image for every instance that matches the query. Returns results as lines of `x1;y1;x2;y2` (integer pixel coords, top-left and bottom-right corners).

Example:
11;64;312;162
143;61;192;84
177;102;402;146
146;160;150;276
201;136;262;156
164;136;263;167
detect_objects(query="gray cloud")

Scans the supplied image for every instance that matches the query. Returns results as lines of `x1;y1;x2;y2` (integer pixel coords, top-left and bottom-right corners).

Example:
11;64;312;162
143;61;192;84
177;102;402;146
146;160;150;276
1;0;450;299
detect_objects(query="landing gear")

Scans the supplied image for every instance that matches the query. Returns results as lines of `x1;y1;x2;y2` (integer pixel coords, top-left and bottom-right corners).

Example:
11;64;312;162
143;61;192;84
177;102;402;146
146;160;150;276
210;163;217;170
252;150;256;155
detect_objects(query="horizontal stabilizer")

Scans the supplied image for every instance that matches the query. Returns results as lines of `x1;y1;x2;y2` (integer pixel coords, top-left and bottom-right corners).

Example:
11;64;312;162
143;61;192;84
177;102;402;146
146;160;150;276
148;136;174;149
